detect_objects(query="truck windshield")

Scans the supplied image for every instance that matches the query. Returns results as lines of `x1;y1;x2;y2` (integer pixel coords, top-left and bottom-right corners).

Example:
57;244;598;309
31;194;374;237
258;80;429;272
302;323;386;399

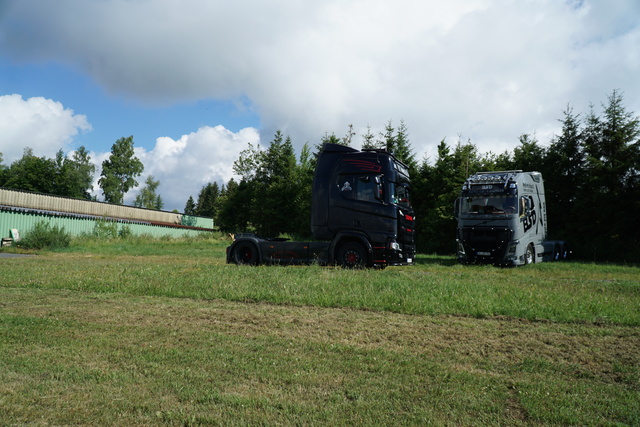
391;183;411;208
461;196;517;214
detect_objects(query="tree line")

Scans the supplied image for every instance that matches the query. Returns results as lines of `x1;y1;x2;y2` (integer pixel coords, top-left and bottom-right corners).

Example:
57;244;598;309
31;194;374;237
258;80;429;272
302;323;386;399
411;89;639;263
1;90;638;262
195;90;639;263
0;136;162;210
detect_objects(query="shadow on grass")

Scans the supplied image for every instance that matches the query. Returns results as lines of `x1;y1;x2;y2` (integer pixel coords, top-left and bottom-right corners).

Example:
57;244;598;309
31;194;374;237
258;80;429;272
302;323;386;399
414;254;459;266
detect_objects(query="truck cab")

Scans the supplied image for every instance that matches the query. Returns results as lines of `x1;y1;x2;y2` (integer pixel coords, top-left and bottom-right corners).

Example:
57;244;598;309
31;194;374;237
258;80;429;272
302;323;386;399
227;143;415;268
455;170;566;266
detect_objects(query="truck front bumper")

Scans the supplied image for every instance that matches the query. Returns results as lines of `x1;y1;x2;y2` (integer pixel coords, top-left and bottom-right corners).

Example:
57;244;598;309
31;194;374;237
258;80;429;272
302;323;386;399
377;241;415;266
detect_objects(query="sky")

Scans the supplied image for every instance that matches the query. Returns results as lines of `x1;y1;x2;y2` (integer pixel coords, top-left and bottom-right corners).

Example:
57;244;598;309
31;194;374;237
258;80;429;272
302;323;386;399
1;0;639;212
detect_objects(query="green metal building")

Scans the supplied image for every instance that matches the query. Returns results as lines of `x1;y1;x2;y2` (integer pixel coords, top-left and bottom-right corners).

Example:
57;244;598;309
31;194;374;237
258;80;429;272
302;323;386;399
0;188;214;245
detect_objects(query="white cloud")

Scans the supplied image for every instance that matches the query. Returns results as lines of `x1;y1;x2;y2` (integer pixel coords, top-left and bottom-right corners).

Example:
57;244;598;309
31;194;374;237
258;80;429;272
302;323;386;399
120;126;261;211
0;94;91;163
2;0;639;177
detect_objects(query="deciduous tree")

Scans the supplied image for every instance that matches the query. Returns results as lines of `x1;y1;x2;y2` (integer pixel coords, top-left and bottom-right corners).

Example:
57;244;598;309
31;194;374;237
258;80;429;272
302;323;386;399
3;148;57;194
99;136;144;204
133;175;163;210
53;146;96;199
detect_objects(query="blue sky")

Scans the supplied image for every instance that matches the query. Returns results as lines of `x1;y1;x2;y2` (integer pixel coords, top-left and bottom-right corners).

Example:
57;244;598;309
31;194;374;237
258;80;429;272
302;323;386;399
1;0;639;211
0;58;260;153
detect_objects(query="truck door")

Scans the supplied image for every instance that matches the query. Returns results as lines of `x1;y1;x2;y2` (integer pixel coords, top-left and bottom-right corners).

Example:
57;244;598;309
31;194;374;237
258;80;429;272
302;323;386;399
330;173;391;235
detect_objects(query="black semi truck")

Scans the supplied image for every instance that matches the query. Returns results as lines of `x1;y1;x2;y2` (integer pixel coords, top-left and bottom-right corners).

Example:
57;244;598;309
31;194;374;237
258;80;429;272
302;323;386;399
226;142;415;268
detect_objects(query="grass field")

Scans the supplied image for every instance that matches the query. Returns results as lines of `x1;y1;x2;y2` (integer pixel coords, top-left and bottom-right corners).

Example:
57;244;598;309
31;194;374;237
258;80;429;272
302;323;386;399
1;235;638;425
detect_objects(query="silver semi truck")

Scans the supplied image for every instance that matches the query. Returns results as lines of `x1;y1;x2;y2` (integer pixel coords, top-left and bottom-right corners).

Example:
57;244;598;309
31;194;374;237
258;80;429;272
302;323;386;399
454;170;569;266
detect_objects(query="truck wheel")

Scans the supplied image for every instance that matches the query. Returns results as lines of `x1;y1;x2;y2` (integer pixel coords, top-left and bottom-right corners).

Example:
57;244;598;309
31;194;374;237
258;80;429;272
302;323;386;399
337;242;367;269
232;242;258;265
525;244;535;265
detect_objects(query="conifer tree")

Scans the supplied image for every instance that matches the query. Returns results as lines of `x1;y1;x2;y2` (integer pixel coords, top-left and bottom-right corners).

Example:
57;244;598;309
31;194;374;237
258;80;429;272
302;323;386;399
195;182;220;217
184;196;196;215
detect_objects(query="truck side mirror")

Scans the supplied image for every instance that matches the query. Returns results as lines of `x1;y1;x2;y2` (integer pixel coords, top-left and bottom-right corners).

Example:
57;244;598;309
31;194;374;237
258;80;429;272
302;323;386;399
374;176;384;202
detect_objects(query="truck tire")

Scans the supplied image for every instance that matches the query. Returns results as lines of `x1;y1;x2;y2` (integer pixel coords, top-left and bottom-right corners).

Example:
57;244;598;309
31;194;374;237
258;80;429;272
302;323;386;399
525;243;535;265
232;242;259;265
337;242;367;269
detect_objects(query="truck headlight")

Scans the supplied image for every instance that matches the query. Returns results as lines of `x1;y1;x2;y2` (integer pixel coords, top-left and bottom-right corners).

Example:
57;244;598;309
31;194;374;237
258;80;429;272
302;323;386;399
506;241;519;259
389;242;401;251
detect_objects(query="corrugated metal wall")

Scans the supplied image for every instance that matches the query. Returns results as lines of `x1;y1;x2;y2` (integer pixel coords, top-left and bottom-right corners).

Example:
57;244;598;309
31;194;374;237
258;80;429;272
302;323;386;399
182;215;214;229
0;188;198;225
0;209;211;241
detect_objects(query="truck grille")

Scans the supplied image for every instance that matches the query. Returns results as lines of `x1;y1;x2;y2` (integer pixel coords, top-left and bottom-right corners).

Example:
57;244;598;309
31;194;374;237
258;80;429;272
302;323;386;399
459;226;512;263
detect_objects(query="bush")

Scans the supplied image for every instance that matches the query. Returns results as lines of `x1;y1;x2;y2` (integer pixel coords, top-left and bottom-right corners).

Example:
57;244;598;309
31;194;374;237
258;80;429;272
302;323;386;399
92;219;119;239
92;220;134;239
19;221;71;250
118;225;132;239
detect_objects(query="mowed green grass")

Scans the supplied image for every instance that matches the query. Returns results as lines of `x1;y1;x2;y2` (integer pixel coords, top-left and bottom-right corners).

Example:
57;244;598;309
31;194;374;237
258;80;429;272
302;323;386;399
1;235;638;425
